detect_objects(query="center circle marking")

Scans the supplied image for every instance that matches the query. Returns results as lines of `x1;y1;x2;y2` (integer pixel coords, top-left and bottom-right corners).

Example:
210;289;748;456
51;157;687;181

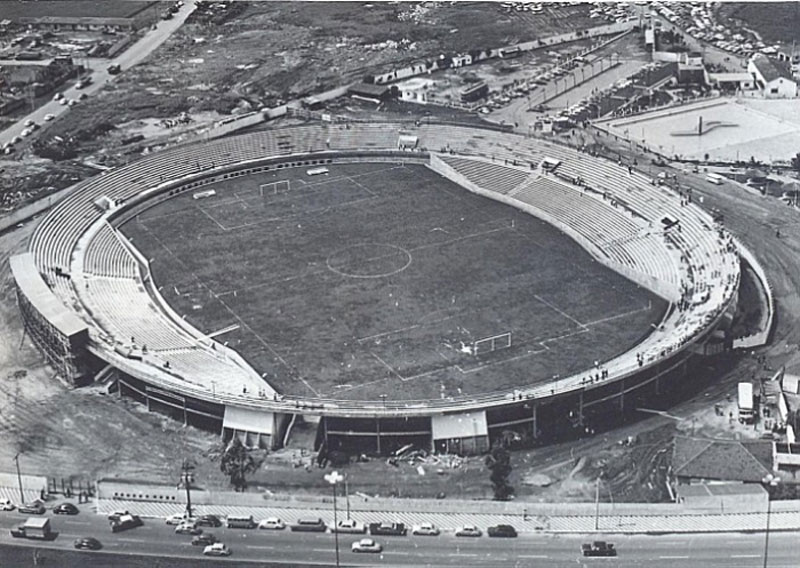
326;243;412;279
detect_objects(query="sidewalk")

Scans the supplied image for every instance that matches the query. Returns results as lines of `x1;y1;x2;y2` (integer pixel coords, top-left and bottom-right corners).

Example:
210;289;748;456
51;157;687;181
94;480;800;535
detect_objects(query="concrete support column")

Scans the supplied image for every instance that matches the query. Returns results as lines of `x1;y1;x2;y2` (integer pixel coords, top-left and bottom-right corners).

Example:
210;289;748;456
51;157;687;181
578;391;585;427
532;404;538;439
376;418;382;455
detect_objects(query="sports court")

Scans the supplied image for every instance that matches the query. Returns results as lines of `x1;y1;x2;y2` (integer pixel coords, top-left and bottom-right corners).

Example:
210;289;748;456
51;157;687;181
121;162;664;401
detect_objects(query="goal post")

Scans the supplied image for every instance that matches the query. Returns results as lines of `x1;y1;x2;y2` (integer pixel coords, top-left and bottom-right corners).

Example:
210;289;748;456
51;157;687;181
473;332;512;356
259;180;291;197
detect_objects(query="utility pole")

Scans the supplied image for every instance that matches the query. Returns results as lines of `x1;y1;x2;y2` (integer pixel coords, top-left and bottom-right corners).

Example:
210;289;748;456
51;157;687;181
594;476;601;531
180;459;194;519
13;453;24;503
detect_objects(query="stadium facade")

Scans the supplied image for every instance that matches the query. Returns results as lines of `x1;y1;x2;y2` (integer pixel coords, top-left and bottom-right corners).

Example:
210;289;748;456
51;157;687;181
10;122;752;455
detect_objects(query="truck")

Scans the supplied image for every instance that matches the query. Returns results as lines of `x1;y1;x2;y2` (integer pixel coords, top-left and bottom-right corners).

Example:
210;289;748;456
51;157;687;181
110;514;143;533
10;517;54;540
738;382;755;424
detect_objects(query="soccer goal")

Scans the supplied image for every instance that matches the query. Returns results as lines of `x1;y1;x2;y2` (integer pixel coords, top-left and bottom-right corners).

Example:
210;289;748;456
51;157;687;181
259;180;291;197
473;332;512;356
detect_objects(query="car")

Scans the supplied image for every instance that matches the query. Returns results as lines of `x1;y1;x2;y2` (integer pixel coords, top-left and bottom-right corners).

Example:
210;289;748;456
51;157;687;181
165;513;193;525
67;99;77;107
43;114;55;122
290;518;327;532
0;499;15;512
487;524;517;538
175;522;203;535
369;522;407;536
196;514;222;528
23;118;34;127
351;538;382;553
18;502;45;515
21;128;33;137
411;522;439;536
74;537;102;550
110;514;143;533
332;519;366;534
257;517;285;530
203;542;231;557
53;93;63;101
78;93;88;100
11;135;22;144
59;98;67;106
455;524;482;537
54;503;79;515
192;533;217;546
107;64;121;75
107;510;130;522
582;541;617;557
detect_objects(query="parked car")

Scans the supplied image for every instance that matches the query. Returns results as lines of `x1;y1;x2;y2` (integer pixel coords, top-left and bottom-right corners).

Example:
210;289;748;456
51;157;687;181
487;524;517;538
257;517;285;530
332;519;366;534
107;64;121;75
411;522;439;536
368;522;406;536
351;538;382;553
74;537;102;550
59;98;68;106
203;542;231;557
23;118;34;127
18;502;45;515
54;503;79;515
290;518;326;532
582;541;617;557
43;113;55;122
0;498;15;512
196;514;222;528
192;533;217;546
53;93;63;101
110;514;143;533
175;522;202;535
455;524;482;537
107;510;130;522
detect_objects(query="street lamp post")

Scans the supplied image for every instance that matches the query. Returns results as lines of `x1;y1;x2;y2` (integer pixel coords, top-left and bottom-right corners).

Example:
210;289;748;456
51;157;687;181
762;474;781;568
13;453;24;503
325;471;344;568
180;459;195;519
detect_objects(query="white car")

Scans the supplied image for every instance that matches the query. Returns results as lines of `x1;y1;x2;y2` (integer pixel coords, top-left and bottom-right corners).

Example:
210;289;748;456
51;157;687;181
332;518;366;534
43;114;55;122
165;513;193;525
203;542;231;557
67;99;77;107
53;93;63;101
59;98;68;106
21;128;33;137
455;524;482;537
23;118;34;127
411;522;439;536
257;517;285;530
0;498;15;512
351;538;382;553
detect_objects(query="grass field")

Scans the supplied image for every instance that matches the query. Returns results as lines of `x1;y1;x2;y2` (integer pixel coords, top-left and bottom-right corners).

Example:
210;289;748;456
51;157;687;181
121;162;664;402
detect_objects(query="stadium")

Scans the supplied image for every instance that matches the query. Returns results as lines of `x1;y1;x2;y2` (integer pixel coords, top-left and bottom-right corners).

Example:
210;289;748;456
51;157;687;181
10;121;750;456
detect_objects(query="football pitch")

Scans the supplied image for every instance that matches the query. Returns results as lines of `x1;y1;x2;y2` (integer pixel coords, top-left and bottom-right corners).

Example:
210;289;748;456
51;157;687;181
121;162;665;401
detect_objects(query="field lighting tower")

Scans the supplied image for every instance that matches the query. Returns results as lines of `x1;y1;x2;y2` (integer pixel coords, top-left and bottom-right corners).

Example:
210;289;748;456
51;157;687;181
324;470;344;567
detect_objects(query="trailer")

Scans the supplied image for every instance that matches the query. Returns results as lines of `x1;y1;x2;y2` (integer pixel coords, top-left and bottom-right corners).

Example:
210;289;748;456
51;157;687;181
10;517;53;540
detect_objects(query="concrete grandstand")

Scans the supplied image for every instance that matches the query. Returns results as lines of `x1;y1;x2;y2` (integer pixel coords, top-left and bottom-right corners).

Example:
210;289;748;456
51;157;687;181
10;121;747;455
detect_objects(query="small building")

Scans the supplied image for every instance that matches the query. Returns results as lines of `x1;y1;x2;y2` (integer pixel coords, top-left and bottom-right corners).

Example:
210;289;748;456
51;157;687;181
397;77;435;105
672;435;776;485
676;482;768;511
707;72;756;93
747;54;797;98
459;81;488;103
347;83;393;104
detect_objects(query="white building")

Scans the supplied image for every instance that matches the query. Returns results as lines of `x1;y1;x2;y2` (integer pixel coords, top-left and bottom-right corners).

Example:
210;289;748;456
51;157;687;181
397;77;435;105
747;54;797;98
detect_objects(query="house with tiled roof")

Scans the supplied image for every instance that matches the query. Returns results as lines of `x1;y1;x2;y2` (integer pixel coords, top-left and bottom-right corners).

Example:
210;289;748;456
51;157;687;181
747;54;797;98
672;435;776;484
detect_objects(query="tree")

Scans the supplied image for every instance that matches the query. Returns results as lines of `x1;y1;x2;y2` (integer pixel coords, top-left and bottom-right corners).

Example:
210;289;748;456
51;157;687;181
220;437;257;492
485;444;514;501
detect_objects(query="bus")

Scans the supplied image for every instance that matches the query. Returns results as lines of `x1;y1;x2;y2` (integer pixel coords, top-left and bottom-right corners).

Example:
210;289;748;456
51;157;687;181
705;173;724;185
737;382;755;424
306;167;329;176
225;515;256;529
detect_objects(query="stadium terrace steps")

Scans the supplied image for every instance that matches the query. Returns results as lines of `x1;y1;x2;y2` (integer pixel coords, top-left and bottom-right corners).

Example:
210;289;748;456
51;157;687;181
83;223;138;278
437;154;531;195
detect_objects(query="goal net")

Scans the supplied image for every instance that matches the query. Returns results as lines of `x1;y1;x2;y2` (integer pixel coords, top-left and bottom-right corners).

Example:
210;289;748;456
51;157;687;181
259;180;291;197
473;332;512;356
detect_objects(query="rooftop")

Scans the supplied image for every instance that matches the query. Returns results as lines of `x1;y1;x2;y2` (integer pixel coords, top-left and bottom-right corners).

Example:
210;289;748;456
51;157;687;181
751;54;794;83
672;436;774;483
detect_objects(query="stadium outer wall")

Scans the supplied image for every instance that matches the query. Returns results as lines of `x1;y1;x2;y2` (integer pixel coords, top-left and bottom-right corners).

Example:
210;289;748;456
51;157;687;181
11;123;743;454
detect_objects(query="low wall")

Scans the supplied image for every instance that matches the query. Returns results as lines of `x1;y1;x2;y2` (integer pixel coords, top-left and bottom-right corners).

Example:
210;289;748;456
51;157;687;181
732;240;775;349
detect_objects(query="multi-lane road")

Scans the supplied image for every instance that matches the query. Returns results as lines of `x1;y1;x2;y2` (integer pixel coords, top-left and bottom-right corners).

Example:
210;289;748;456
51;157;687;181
0;0;196;148
1;507;799;567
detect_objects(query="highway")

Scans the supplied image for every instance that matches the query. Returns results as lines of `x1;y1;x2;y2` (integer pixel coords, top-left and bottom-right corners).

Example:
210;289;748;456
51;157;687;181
0;0;196;147
1;507;799;567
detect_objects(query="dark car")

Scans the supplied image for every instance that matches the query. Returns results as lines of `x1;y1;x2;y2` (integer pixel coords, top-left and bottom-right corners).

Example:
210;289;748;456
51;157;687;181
54;503;79;515
289;518;327;533
107;64;121;75
196;514;222;528
74;537;102;550
368;522;407;536
487;524;517;538
582;541;617;557
111;514;143;533
18;502;45;515
192;533;218;546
